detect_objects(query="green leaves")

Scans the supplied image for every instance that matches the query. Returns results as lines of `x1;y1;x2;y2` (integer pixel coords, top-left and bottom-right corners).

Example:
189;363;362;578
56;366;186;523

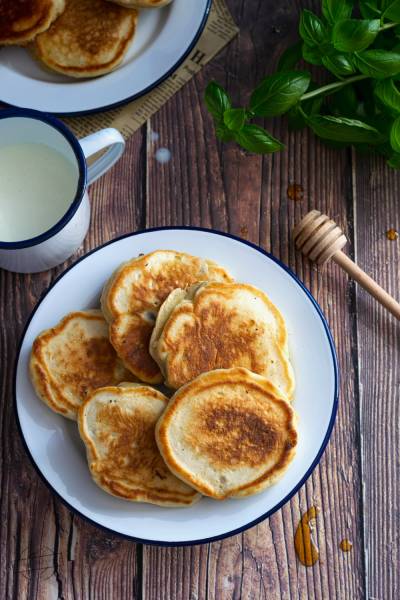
300;10;328;46
307;115;385;143
223;108;246;131
389;115;400;150
322;53;356;76
250;71;311;117
332;19;380;52
383;1;400;22
233;125;284;154
322;0;353;23
205;82;231;120
374;78;400;111
204;1;400;170
354;49;400;78
277;41;303;72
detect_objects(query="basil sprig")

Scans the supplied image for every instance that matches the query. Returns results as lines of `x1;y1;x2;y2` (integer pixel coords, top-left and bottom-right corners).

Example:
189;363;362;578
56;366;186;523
205;0;400;170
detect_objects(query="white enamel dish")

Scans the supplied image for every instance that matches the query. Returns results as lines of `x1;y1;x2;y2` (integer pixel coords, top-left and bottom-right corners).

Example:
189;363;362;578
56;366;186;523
15;228;338;545
0;0;211;115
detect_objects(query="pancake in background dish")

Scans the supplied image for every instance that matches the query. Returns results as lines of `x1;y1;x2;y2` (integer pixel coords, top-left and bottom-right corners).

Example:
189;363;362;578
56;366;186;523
0;0;65;45
33;0;138;78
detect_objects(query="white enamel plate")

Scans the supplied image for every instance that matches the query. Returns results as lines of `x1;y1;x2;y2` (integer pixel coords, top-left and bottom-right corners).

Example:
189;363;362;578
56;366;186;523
0;0;211;115
15;228;338;545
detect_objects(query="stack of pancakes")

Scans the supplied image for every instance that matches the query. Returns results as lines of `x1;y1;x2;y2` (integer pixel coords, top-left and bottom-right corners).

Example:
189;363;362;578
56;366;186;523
0;0;172;78
30;249;298;506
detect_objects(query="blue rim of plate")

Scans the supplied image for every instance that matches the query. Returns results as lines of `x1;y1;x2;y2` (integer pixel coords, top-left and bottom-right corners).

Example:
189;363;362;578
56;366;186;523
13;226;339;547
0;108;87;249
1;0;212;117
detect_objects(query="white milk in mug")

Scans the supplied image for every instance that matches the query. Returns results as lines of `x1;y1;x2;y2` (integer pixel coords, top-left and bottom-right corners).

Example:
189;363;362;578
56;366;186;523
0;108;125;273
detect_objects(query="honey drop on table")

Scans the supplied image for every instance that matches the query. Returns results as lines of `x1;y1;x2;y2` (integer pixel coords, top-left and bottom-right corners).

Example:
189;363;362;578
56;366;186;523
287;183;304;201
386;228;399;241
340;539;353;552
294;506;319;567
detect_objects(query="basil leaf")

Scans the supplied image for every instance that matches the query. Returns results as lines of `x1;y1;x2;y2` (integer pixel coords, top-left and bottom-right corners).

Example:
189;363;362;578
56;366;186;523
389;115;400;150
322;0;353;23
374;78;400;112
277;41;303;72
205;82;232;121
299;10;328;46
215;124;234;142
383;0;400;21
333;19;380;52
354;50;400;78
233;125;284;154
329;84;359;116
359;0;381;18
250;71;311;117
307;115;385;143
302;43;323;65
387;152;400;167
322;53;356;77
223;108;246;131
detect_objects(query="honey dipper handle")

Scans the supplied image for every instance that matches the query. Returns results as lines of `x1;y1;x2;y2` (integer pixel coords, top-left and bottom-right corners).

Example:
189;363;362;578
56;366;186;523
333;251;400;320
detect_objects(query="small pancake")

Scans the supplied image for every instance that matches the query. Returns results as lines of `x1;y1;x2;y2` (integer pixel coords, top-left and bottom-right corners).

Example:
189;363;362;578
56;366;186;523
156;368;298;500
30;310;135;420
0;0;65;45
101;250;233;384
33;0;138;78
150;281;295;398
78;383;201;506
107;0;171;7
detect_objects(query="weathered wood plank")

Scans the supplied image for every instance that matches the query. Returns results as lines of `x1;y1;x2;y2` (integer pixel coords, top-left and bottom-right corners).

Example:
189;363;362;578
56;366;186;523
0;133;145;600
352;152;400;600
143;1;364;599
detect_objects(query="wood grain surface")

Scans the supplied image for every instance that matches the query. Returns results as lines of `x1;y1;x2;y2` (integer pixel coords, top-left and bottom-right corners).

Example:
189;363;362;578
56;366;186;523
0;1;399;599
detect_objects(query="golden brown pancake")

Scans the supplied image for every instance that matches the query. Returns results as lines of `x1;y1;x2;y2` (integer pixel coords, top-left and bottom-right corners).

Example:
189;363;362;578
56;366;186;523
150;281;295;398
33;0;138;78
78;383;201;506
100;250;233;383
30;310;135;420
156;368;298;499
0;0;65;45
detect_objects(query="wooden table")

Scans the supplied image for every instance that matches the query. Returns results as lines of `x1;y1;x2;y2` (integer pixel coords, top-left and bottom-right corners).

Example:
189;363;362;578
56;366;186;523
1;1;399;598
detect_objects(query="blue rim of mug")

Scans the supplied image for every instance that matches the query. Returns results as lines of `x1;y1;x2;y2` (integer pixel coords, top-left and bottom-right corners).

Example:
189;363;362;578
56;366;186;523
13;227;339;546
0;108;86;249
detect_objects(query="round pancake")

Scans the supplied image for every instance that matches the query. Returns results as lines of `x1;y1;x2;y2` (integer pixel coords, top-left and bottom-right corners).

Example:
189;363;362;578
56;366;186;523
33;0;138;78
30;310;135;420
156;368;298;500
78;383;201;507
107;0;171;7
0;0;65;45
101;250;233;384
150;281;295;398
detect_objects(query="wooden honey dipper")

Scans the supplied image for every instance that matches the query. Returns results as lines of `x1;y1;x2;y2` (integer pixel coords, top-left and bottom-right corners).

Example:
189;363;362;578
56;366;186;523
293;210;400;320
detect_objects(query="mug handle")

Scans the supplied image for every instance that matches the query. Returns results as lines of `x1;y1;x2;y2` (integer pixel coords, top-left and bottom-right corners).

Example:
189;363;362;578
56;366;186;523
79;128;125;185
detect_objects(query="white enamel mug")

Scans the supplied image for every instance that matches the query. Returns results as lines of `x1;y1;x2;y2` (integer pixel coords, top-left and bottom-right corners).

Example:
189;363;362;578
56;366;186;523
0;108;125;273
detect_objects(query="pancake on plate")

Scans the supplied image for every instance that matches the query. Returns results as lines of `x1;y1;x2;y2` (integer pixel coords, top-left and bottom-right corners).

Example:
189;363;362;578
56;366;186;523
107;0;171;7
101;250;233;384
156;368;298;500
30;310;135;420
33;0;138;78
0;0;65;45
78;383;201;506
150;281;295;398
